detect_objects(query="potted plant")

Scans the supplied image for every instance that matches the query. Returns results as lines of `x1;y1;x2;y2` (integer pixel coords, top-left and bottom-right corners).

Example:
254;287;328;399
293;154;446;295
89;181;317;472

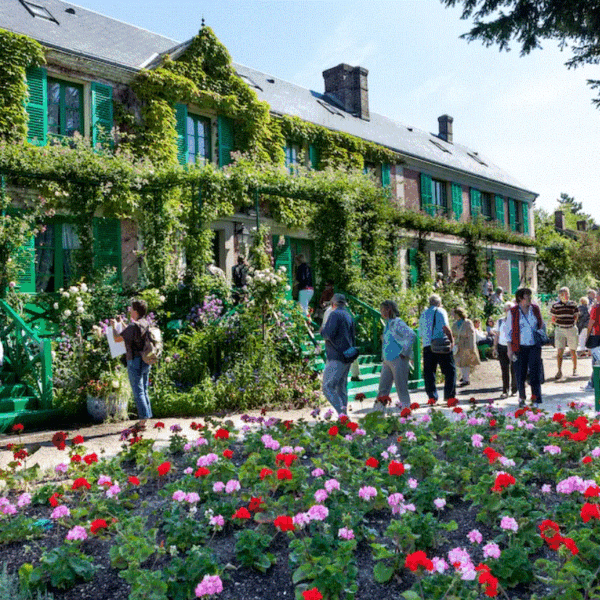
82;366;131;423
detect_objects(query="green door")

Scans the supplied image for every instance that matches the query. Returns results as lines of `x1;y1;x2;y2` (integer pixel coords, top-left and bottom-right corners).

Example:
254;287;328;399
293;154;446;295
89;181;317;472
510;260;520;294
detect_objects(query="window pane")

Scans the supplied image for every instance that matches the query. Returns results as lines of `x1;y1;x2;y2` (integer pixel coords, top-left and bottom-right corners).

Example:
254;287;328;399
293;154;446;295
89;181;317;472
65;86;80;108
48;103;60;135
432;180;447;207
198;119;210;160
65;107;80;136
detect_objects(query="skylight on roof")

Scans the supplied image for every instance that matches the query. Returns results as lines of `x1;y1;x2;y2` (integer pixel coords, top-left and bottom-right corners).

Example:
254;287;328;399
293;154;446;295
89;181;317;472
20;0;58;23
467;151;487;166
430;139;451;154
236;72;262;91
317;99;345;117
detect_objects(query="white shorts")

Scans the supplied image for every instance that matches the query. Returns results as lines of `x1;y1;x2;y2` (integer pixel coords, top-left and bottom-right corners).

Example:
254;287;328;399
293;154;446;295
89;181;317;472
554;325;578;351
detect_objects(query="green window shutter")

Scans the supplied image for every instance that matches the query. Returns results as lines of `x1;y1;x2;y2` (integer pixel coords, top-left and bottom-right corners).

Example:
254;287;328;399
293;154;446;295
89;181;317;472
408;248;418;285
420;173;434;216
93;218;122;283
508;199;517;232
470;188;481;219
272;235;293;299
494;195;505;226
451;183;463;221
308;144;320;170
15;235;36;293
217;115;235;168
510;259;520;294
91;81;113;149
175;103;188;166
381;163;391;188
25;65;47;146
522;202;530;235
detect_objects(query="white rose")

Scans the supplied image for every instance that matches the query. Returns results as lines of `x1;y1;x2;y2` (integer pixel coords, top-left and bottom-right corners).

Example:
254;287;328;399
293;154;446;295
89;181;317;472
77;307;84;314
53;303;59;309
80;283;88;292
62;292;70;298
69;286;78;293
280;266;287;273
63;309;72;318
159;295;166;302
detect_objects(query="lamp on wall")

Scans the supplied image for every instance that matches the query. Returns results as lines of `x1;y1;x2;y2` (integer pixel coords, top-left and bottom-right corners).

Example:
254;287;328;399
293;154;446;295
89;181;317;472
235;223;250;253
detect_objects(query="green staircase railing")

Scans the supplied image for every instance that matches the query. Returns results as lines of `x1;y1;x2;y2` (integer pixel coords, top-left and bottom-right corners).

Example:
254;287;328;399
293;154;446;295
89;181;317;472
346;294;383;356
0;299;53;409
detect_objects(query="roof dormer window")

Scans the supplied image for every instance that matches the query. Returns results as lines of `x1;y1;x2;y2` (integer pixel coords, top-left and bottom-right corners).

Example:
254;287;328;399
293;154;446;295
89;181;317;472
20;0;58;23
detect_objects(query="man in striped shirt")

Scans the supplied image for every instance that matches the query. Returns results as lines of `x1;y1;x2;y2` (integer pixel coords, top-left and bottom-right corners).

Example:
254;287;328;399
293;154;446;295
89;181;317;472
550;287;579;379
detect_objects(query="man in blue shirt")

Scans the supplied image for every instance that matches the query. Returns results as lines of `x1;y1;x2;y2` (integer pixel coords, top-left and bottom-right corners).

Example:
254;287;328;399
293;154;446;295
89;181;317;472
320;293;355;415
418;294;456;402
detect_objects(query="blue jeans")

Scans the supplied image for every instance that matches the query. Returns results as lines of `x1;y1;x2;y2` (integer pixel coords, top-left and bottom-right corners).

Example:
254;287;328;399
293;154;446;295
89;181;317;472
127;356;152;419
514;344;542;401
423;346;456;401
322;359;352;415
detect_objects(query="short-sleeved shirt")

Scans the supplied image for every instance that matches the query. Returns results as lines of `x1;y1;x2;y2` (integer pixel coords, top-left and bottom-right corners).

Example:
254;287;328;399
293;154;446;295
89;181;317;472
550;300;578;328
419;306;449;348
120;318;148;361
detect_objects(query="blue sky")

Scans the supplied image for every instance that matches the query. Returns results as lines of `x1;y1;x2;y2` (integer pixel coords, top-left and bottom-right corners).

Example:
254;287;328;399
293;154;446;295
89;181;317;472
71;0;600;221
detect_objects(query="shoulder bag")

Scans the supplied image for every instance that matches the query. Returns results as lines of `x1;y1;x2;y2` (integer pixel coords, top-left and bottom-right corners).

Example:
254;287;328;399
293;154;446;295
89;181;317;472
430;309;452;354
520;307;549;346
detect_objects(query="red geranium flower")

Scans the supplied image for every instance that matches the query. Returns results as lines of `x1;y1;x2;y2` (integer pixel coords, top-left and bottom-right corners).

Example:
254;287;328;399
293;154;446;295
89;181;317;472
483;447;502;464
447;398;458;407
427;397;437;405
128;476;140;485
49;492;62;507
13;449;28;460
354;393;366;402
404;550;433;572
248;496;264;513
552;412;566;423
274;515;295;531
52;431;68;451
72;435;84;445
302;588;323;600
90;519;108;534
491;472;516;492
581;502;600;523
72;477;91;490
377;395;392;406
157;462;171;476
453;407;463;414
71;454;82;463
232;507;251;520
585;485;600;497
339;415;349;424
346;421;359;432
410;402;420;410
223;449;234;459
12;423;24;432
276;453;298;467
215;428;229;440
489;434;498;442
476;564;499;597
83;453;98;465
489;419;497;427
583;456;593;464
195;467;211;478
154;421;165;429
328;426;339;436
365;457;379;468
388;461;405;476
283;420;293;430
260;468;273;480
277;468;293;480
400;408;412;418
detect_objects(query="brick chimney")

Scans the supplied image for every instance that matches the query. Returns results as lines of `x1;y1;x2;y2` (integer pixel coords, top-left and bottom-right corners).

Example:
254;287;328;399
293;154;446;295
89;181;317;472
554;210;565;230
438;115;453;143
322;64;369;120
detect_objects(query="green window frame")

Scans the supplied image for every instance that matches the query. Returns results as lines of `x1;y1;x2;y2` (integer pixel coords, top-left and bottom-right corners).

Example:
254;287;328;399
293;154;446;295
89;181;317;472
508;199;517;232
47;78;83;138
25;65;47;146
420;173;434;216
309;144;320;170
480;192;493;220
187;114;212;165
381;163;391;188
522;202;530;235
217;115;235;168
470;188;481;220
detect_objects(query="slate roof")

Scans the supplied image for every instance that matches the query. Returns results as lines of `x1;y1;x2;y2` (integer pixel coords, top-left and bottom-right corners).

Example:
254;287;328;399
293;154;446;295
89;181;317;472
0;0;536;196
0;0;176;69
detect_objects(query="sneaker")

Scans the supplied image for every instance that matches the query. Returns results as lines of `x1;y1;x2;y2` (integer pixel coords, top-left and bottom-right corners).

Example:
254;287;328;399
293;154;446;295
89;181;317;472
351;376;362;382
500;392;508;399
532;396;542;405
518;398;526;407
458;380;470;387
555;371;562;380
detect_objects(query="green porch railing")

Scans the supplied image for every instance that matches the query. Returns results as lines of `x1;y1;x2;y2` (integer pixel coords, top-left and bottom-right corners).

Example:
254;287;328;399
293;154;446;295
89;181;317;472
346;294;382;356
0;300;53;409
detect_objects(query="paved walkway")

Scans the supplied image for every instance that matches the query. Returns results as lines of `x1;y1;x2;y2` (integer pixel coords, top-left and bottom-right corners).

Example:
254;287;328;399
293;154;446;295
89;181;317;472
1;347;597;476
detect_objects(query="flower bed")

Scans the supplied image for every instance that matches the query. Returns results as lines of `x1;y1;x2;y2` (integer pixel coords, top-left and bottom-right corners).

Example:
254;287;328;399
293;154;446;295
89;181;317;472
1;401;600;600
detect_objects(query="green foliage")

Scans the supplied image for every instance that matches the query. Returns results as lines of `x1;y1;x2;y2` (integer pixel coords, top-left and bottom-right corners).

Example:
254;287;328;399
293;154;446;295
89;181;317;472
234;528;276;572
0;564;54;600
0;30;45;143
119;568;168;600
23;545;97;591
164;546;221;600
109;516;158;569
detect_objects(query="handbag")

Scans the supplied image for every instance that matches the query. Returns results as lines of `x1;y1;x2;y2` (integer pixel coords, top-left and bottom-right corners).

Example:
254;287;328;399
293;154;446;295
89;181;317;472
520;306;548;347
430;309;452;354
586;334;600;349
342;346;359;363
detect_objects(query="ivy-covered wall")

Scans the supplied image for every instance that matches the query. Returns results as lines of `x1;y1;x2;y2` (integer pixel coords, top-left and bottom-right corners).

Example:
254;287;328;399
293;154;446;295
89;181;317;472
0;25;535;301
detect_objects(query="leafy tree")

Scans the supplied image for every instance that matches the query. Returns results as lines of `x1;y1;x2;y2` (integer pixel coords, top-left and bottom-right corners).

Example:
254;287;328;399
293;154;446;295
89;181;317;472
441;0;600;104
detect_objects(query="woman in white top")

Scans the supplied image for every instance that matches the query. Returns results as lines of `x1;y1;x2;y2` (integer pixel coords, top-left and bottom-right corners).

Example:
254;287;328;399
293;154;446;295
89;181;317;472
492;302;517;398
